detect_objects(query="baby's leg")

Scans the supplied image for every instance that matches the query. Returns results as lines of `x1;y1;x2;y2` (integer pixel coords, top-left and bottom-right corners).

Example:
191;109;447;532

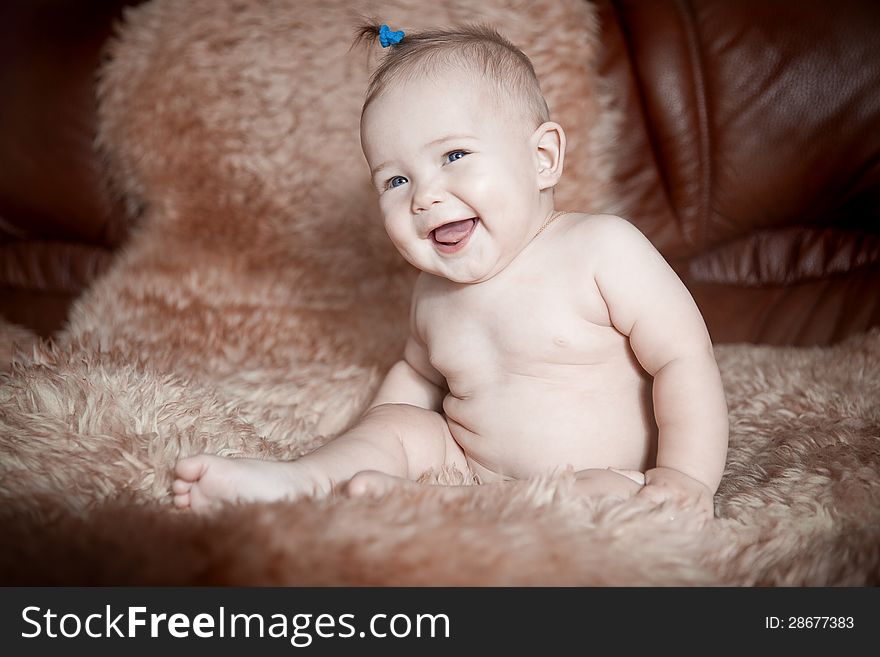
174;403;466;511
572;468;644;501
347;468;646;503
345;406;468;497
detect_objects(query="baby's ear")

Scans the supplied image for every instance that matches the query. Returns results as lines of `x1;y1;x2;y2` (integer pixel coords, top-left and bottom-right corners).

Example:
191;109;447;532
532;122;566;190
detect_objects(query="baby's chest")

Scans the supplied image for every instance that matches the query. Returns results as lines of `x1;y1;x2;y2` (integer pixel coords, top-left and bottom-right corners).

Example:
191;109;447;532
418;279;612;380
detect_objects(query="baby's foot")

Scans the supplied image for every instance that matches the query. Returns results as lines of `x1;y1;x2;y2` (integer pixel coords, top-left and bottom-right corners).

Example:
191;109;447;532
344;470;482;501
172;454;329;512
344;470;417;498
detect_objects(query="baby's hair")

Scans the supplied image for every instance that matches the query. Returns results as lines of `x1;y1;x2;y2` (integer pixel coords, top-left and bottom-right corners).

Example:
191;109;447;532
354;22;550;128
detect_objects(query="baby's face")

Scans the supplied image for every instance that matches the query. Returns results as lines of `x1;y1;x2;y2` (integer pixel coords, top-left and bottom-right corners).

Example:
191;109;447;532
361;71;546;283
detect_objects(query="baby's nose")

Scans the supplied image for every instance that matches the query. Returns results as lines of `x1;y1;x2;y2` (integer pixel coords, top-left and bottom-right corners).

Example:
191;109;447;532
411;180;444;213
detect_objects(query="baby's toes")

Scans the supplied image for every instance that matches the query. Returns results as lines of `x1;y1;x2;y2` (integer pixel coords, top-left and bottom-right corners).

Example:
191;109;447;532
174;455;211;482
172;478;192;495
173;491;191;509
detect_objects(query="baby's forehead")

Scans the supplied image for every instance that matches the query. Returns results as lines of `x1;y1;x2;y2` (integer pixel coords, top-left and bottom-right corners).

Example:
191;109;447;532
418;65;517;104
366;67;530;129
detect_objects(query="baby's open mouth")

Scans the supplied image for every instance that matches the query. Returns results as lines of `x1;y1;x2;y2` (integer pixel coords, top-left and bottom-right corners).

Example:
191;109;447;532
430;218;477;247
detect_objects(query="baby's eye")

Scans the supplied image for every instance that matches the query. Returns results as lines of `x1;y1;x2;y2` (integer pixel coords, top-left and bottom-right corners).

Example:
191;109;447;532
387;175;408;189
445;150;469;163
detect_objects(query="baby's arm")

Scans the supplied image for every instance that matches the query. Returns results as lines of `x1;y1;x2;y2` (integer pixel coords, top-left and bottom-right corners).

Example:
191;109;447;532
589;216;729;517
367;331;447;411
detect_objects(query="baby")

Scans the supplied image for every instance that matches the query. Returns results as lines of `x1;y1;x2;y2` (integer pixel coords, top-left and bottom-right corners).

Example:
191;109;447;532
173;24;729;519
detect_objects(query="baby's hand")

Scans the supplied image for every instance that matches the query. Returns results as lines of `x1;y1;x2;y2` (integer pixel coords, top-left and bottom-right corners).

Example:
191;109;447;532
637;467;715;523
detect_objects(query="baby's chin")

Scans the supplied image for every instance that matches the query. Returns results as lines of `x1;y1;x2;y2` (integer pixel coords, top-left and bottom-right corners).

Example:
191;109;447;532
428;259;503;285
396;241;502;284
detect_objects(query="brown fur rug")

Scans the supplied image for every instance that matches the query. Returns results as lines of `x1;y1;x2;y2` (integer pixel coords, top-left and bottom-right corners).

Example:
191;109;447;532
1;0;879;585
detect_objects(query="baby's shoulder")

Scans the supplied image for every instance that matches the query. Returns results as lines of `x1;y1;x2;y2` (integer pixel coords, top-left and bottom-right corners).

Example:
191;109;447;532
556;213;653;259
564;213;644;239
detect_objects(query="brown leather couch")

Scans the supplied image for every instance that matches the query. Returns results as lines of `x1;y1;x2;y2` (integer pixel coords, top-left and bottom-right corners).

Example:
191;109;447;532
0;0;140;337
2;0;879;344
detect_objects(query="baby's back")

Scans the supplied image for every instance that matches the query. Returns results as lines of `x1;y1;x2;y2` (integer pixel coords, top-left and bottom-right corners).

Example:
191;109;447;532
413;217;656;482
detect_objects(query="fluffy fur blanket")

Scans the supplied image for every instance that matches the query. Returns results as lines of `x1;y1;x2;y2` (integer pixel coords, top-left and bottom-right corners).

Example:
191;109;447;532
1;0;878;585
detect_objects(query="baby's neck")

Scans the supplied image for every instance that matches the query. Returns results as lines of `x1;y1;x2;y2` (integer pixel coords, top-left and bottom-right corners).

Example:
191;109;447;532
532;209;568;240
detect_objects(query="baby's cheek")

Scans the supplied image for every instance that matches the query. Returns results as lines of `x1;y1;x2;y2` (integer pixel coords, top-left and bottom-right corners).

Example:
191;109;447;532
385;228;409;254
383;223;421;265
460;171;498;204
382;211;404;240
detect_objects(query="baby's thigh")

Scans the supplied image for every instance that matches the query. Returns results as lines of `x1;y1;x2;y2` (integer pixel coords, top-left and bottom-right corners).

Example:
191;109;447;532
379;404;469;476
573;468;643;501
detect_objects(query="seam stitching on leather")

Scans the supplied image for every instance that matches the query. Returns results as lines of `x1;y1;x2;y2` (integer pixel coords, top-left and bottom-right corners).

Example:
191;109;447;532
611;0;681;235
676;0;712;250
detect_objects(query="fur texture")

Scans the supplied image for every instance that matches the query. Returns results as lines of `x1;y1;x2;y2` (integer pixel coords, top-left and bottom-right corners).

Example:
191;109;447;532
1;0;878;585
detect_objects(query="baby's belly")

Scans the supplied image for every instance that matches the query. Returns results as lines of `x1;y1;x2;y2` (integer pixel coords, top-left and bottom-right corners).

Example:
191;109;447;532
443;371;655;482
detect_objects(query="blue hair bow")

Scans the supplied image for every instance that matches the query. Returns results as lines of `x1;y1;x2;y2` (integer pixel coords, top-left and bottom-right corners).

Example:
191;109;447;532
379;24;405;47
